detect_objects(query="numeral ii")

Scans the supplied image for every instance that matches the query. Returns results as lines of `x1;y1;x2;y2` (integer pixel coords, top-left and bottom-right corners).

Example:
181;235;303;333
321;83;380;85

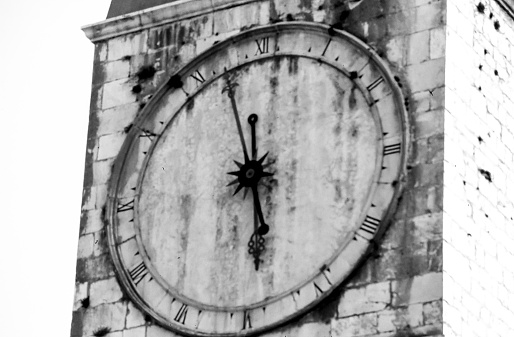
174;304;189;324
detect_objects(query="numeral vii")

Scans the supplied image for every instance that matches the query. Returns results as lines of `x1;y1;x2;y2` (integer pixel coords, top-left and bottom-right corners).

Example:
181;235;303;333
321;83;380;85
174;304;189;324
383;143;401;156
255;37;269;55
129;261;148;286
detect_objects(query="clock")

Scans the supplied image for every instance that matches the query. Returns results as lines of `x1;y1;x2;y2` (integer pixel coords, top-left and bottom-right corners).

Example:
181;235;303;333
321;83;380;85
107;22;408;336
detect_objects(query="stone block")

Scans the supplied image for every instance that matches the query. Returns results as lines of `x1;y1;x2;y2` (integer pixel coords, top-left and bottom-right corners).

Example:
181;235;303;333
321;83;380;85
423;300;442;325
81;209;104;235
377;303;423;333
385;35;406;67
123;326;146;337
430;26;446;59
104;59;132;83
392;272;442;306
83;302;127;336
97;133;126;161
147;324;180;337
407;30;430;65
338;281;391;317
405;58;445;93
331;312;378;337
94;229;110;257
89;277;123;307
93;159;114;186
102;78;138;110
126;301;146;328
108;32;148;61
73;282;88;311
414;109;443;139
77;233;94;259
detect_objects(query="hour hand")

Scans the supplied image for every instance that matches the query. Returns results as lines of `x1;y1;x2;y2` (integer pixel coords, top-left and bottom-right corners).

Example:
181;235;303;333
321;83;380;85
251;185;269;235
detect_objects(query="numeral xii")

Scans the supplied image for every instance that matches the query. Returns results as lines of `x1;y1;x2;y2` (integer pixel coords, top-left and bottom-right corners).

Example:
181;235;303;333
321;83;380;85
255;37;269;55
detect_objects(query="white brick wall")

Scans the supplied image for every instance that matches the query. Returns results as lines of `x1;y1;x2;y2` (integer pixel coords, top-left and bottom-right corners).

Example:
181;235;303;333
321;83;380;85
444;0;514;336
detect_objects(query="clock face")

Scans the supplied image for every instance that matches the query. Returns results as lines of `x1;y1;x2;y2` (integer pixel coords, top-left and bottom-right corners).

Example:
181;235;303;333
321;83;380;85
108;22;407;336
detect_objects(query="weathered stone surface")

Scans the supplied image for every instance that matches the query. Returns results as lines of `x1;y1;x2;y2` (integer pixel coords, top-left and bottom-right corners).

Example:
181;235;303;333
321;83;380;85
126;301;146;328
82;302;127;336
392;273;442;306
89;277;123;307
338;281;391;317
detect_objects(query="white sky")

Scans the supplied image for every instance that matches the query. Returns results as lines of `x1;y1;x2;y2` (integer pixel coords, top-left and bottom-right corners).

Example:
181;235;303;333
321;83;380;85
0;1;111;336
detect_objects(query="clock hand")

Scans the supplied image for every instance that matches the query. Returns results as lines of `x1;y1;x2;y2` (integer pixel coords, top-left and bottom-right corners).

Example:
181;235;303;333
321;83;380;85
251;184;269;235
222;78;250;163
247;202;265;271
248;114;258;160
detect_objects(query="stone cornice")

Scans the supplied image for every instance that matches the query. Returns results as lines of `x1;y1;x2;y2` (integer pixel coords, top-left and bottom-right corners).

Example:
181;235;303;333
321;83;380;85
82;0;263;43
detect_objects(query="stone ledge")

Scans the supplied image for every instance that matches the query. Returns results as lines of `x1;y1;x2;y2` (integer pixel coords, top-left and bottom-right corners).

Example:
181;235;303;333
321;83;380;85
82;0;264;43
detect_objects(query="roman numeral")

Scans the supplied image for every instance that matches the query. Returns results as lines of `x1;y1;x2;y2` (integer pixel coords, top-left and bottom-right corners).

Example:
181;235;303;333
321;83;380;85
322;38;332;56
366;76;384;91
129;261;148;286
190;70;205;85
360;215;380;235
174;303;189;324
314;282;324;298
383;143;401;156
117;199;134;213
255;37;269;55
242;311;252;330
139;129;157;140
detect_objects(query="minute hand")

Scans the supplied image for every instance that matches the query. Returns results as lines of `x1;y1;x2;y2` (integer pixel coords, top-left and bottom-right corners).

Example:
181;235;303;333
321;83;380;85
222;80;250;163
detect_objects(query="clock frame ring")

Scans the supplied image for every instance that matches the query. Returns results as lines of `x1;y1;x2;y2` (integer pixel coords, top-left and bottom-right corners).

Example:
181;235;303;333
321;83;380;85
106;21;409;337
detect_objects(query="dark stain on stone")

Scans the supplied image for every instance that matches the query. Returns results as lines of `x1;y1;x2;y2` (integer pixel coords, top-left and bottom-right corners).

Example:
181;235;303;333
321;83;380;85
93;327;111;337
334;182;342;202
478;168;492;182
350;124;358;137
477;2;485;13
80;296;90;309
70;311;84;337
180;194;192;227
186;99;195;115
287;56;299;75
132;84;142;94
299;0;312;9
349;85;358;110
136;65;157;82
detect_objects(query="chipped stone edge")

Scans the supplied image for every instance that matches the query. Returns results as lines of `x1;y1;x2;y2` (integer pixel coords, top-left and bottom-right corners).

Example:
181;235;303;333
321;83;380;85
82;0;264;43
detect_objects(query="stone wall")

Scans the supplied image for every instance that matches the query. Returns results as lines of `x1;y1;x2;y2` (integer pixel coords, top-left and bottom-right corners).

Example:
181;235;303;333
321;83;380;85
443;1;514;336
73;0;446;336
